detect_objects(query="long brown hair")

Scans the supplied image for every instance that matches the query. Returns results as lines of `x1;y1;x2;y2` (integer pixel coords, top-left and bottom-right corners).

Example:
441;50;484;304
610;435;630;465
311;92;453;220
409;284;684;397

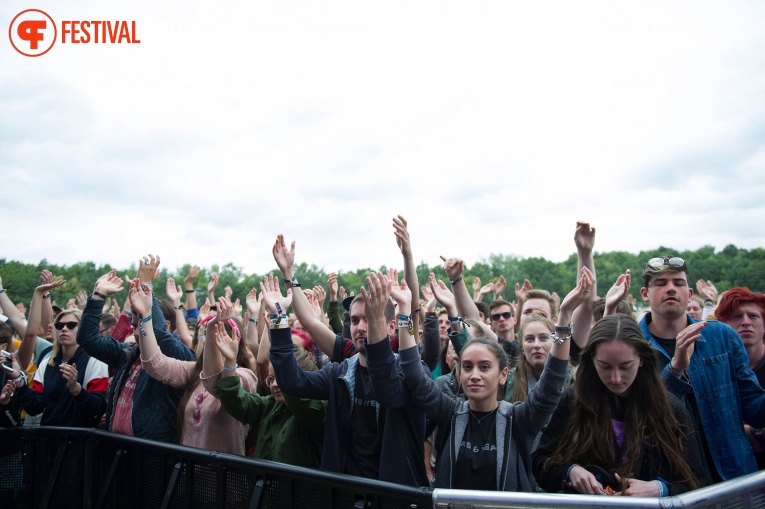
177;318;250;443
509;312;554;403
544;314;697;490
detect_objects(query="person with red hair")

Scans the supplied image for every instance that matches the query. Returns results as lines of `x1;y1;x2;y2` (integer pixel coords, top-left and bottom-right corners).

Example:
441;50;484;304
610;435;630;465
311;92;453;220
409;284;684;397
716;287;765;469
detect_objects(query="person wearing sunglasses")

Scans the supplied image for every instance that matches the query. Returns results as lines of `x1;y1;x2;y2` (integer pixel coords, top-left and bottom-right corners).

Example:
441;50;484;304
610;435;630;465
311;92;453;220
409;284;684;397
9;302;108;428
639;255;765;485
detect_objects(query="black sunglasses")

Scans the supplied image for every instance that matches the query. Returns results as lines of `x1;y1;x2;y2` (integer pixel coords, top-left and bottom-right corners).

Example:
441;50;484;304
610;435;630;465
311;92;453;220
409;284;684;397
491;312;514;321
55;321;79;330
647;257;686;270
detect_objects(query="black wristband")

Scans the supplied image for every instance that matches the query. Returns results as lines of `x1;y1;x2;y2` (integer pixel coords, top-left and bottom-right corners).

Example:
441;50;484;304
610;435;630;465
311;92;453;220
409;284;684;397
450;276;463;286
185;289;195;293
92;291;107;300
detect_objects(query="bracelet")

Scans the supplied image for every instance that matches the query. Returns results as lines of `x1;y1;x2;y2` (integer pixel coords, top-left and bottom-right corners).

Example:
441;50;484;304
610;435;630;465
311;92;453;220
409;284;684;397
447;316;460;323
222;363;238;371
185;289;195;293
173;305;185;311
248;317;258;323
653;479;668;497
92;291;107;300
42;292;51;299
0;288;4;294
139;315;152;324
449;276;463;286
269;313;289;328
12;371;28;386
704;299;714;306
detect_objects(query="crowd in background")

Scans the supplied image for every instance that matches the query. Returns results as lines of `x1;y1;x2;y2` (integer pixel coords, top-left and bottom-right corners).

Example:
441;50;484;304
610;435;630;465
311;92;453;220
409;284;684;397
2;218;765;497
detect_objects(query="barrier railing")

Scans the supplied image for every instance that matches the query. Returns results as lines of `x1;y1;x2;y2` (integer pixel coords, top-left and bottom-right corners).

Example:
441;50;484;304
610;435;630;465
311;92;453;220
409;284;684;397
3;426;765;509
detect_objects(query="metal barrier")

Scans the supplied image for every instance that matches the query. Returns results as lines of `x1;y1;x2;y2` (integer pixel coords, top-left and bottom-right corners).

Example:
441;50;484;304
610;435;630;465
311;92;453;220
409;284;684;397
0;427;432;509
3;426;765;509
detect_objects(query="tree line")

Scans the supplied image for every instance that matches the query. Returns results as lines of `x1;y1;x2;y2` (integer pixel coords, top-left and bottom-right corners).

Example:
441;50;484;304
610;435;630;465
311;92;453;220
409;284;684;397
1;243;764;310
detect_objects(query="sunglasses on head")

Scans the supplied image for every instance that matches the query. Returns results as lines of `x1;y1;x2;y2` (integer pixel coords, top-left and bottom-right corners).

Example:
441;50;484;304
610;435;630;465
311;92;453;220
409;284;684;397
55;321;79;330
491;312;514;321
647;257;686;270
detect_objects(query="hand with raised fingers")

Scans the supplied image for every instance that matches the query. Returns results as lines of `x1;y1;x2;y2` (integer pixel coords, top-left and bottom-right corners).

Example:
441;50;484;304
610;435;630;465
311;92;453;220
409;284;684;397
313;286;327;310
605;270;631;314
128;278;153;317
110;301;121;317
361;272;392;339
166;278;183;306
245;289;259;314
60;362;81;396
65;299;76;309
493;275;507;299
76;291;88;310
94;269;125;296
213;322;239;363
259;274;291;314
224;285;233;299
137;254;161;284
40;270;54;285
328;272;339;301
15;303;25;317
272;234;296;279
440;256;464;281
199;298;212;319
217;296;235;321
515;279;533;301
421;282;436;313
472;276;482;296
390;278;413;312
233;298;243;317
185;265;200;286
429;273;456;314
696;279;718;303
35;270;66;295
207;273;219;294
339;286;347;302
574;221;596;253
393;215;412;257
558;267;595;322
672;321;706;371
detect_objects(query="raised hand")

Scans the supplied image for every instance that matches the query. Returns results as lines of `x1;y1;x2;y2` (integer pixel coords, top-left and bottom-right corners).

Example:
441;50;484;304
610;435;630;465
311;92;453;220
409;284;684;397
574;221;596;253
199;298;212;319
128;278;153;317
605;270;631;314
272;234;296;278
207;273;219;294
233;298;243;318
94;269;125;296
339;286;347;302
361;272;391;342
558;267;595;321
36;269;66;295
429;273;457;313
213;322;239;363
493;275;507;299
328;272;339;301
393;215;412;257
313;285;327;310
66;298;76;309
245;288;259;314
185;265;200;286
672;321;706;371
166;278;183;305
137;254;161;284
696;279;718;303
472;276;482;296
76;291;88;310
515;279;533;301
217;296;235;321
259;274;291;314
421;283;434;303
390;279;413;310
440;256;464;281
224;285;233;299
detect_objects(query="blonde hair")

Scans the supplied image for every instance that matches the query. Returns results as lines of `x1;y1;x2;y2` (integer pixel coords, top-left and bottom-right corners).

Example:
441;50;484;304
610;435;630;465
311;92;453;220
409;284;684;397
49;308;82;367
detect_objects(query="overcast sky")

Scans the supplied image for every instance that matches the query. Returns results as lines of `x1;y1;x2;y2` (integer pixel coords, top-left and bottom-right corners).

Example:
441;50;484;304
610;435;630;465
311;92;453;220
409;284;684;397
2;1;764;276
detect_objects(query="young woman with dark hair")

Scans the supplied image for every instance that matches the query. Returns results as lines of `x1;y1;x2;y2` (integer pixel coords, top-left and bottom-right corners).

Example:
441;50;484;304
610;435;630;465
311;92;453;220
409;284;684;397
396;265;593;491
532;314;702;496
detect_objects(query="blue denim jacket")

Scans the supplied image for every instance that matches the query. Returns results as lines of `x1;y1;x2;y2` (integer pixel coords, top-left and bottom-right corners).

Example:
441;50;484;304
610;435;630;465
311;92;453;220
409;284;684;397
640;313;765;480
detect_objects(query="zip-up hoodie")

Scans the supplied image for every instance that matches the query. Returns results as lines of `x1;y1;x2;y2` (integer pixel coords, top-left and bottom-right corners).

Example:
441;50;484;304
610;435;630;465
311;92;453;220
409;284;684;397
270;327;430;487
399;344;568;491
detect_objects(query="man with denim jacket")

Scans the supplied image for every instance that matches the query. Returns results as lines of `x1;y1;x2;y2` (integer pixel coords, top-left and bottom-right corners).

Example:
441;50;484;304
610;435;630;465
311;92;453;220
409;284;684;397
77;257;196;443
639;256;765;484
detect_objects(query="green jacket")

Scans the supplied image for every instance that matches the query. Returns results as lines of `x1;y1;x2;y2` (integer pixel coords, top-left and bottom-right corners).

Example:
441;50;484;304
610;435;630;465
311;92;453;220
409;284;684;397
217;375;326;468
